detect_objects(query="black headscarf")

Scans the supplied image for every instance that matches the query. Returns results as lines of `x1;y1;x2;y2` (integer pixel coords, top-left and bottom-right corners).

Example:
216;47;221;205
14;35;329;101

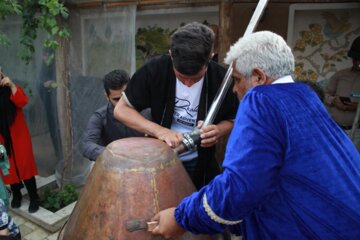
0;86;17;156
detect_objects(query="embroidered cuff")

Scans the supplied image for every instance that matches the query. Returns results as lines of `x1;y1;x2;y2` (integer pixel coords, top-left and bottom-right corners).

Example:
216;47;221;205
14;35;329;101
202;193;242;225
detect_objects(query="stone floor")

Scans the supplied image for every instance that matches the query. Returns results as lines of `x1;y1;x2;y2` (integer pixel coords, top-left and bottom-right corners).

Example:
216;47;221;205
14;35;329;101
5;177;242;240
9;211;242;240
10;212;60;240
6;175;69;240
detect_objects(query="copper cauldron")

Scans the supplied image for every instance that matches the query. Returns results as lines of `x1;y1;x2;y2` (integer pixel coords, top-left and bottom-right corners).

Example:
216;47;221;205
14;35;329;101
60;137;211;240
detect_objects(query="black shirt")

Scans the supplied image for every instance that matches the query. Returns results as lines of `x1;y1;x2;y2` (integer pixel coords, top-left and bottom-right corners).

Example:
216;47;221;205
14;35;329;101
125;55;239;188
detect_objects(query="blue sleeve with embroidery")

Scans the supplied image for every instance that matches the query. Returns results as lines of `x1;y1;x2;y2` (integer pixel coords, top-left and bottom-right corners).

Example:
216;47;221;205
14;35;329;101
175;90;284;234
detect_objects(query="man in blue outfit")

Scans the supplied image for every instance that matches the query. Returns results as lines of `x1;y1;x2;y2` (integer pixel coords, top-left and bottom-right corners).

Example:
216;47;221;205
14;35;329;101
151;31;360;239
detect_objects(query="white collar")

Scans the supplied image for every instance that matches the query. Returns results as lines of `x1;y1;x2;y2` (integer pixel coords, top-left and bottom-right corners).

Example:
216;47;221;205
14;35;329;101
176;76;204;88
271;75;294;84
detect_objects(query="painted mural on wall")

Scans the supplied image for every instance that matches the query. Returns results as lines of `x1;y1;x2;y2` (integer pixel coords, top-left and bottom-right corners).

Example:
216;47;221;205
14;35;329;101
135;6;219;69
135;25;172;69
288;4;360;86
135;21;217;69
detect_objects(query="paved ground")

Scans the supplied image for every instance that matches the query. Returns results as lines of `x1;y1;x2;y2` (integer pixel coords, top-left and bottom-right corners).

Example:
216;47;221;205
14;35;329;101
10;211;60;240
9;211;242;240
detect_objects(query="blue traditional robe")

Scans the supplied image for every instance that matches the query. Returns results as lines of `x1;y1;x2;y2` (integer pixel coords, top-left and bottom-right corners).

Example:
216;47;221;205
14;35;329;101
175;82;360;239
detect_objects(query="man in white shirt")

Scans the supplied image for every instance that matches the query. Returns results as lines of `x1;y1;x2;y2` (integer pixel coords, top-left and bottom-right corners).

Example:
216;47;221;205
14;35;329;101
114;22;239;189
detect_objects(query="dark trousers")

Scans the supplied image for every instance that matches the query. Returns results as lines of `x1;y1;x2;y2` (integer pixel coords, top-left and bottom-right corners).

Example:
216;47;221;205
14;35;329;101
10;177;38;200
182;158;198;183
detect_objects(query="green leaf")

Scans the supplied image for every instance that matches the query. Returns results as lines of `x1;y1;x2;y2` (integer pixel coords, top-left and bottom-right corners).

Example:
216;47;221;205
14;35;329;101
60;7;69;18
45;53;54;66
51;26;59;35
59;28;70;38
0;33;10;45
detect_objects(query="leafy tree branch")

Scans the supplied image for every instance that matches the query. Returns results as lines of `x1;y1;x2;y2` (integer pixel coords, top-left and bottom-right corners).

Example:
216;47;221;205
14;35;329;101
0;0;70;64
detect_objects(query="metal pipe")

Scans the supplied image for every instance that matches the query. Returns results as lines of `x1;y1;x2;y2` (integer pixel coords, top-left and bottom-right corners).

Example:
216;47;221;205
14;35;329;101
202;65;233;128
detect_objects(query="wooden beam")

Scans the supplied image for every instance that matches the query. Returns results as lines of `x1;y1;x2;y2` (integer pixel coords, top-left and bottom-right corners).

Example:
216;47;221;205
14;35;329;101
55;18;73;188
214;0;232;167
67;0;357;8
231;0;356;2
218;0;232;65
137;2;218;11
66;0;358;9
66;0;221;9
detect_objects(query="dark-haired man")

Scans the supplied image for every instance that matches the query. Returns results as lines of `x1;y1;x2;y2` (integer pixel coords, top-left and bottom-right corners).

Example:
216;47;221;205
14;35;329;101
82;69;149;161
114;22;239;188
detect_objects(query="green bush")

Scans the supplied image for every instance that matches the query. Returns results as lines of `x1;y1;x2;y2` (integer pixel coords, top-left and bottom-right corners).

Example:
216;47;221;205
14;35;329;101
40;183;79;212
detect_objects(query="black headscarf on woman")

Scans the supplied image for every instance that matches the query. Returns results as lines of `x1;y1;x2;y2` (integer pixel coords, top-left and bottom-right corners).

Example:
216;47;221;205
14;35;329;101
0;86;16;156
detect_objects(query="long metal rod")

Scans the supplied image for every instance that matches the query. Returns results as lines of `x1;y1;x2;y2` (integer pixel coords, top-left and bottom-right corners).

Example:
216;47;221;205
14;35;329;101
202;0;269;128
202;66;233;127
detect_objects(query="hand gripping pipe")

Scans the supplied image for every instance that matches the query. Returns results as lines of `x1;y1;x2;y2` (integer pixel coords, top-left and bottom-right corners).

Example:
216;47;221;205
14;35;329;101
175;0;269;154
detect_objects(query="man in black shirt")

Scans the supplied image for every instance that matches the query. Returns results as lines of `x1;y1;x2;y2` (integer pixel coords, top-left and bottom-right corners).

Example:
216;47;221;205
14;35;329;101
114;22;238;188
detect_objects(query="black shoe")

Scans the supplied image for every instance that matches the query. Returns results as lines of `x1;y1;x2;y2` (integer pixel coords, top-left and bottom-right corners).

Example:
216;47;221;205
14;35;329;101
11;194;22;208
28;198;39;213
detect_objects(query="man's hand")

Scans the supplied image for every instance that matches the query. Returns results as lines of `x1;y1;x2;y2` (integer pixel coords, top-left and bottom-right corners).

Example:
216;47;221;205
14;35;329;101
343;101;358;111
156;128;183;148
197;121;220;148
333;96;358;112
0;228;9;236
151;207;186;238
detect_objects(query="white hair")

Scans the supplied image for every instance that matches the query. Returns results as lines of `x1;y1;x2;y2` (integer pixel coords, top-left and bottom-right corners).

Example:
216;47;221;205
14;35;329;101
224;31;295;80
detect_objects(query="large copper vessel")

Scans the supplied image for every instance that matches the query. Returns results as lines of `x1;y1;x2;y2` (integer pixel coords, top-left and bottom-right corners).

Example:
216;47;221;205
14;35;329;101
60;137;211;240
